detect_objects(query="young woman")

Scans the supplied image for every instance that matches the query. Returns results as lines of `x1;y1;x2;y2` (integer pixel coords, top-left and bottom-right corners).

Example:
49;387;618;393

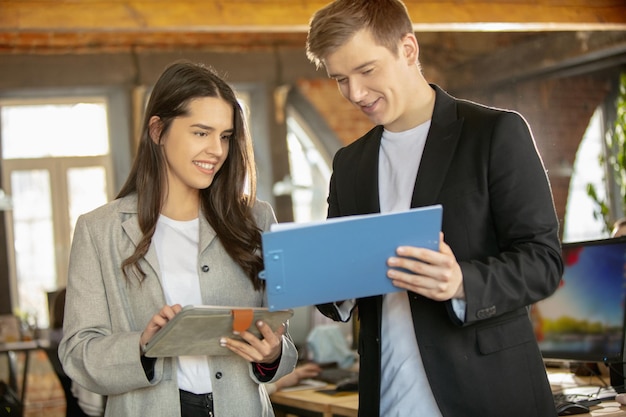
59;60;297;417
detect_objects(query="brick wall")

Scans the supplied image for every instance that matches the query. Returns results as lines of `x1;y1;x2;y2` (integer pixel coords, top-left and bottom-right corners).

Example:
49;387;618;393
296;78;374;146
467;74;613;232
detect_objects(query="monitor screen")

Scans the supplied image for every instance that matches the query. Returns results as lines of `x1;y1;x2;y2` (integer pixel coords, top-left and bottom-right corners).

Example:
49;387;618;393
532;237;626;364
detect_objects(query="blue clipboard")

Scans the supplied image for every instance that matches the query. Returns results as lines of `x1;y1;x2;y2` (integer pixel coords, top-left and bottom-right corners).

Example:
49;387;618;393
259;204;442;311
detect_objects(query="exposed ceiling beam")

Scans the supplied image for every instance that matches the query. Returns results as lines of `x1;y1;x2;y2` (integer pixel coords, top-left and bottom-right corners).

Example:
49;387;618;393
447;31;626;92
1;0;625;34
0;31;309;54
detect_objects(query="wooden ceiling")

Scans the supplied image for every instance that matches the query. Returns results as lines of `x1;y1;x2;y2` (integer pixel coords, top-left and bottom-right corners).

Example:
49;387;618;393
1;0;625;51
2;0;626;35
1;0;625;92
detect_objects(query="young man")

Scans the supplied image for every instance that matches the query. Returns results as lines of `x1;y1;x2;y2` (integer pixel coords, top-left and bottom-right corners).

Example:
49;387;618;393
306;1;564;416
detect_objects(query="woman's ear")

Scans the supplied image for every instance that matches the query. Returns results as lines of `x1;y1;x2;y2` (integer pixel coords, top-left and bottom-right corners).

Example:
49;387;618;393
148;116;163;144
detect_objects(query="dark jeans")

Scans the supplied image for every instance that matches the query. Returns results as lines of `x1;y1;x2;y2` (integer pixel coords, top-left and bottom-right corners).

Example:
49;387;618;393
179;390;214;417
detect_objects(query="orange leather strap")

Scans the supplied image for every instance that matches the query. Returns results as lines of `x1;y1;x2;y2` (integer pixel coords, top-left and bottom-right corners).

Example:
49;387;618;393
232;309;254;333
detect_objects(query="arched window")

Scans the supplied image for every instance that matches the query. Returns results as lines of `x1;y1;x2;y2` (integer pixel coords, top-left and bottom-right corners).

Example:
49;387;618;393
563;107;610;242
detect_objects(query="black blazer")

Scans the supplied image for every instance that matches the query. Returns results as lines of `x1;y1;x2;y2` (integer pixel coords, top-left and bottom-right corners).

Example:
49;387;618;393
319;85;563;417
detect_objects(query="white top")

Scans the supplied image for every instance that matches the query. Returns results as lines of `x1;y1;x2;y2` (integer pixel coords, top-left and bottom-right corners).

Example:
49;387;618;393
153;215;213;395
336;121;468;414
378;122;442;417
378;122;429;214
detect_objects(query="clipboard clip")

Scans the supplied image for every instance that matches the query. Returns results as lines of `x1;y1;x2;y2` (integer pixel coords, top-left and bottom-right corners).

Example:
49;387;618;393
261;250;286;295
232;309;254;333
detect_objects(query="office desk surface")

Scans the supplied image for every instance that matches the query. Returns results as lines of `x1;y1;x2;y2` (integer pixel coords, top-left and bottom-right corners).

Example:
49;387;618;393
271;370;626;417
270;385;357;417
327;394;358;417
583;402;626;416
0;340;45;352
271;388;625;417
549;369;626;417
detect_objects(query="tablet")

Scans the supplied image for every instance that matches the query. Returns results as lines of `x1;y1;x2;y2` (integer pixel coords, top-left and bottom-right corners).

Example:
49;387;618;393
142;305;293;358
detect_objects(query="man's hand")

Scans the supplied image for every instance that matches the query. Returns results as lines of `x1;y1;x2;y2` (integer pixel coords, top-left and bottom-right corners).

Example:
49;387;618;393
386;232;464;301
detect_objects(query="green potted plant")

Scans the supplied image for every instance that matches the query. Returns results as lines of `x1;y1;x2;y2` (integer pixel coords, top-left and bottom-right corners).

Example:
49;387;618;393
587;72;626;233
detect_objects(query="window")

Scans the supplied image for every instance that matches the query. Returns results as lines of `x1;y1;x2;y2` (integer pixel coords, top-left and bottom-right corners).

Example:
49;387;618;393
1;98;115;327
277;87;339;223
562;107;608;242
284;109;332;223
280;88;356;350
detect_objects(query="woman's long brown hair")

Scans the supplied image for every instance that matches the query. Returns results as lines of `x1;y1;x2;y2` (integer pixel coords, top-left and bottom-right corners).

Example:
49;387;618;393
117;60;265;290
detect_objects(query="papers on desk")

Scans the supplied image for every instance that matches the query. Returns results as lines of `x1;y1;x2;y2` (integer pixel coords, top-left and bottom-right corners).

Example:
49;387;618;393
260;205;442;311
548;370;618;401
280;379;328;392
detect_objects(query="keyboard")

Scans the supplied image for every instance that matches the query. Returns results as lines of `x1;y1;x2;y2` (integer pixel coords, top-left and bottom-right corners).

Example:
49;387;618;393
553;392;602;415
316;368;359;385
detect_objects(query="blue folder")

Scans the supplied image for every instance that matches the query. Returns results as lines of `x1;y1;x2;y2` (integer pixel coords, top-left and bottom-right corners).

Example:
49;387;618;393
259;204;443;311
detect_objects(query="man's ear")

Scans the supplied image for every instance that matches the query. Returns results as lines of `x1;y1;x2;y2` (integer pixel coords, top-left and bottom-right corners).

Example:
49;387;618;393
148;115;163;144
400;33;419;64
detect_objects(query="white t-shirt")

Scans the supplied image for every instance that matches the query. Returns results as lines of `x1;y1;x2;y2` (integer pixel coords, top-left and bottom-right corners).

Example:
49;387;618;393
378;122;443;417
153;215;213;395
336;121;468;414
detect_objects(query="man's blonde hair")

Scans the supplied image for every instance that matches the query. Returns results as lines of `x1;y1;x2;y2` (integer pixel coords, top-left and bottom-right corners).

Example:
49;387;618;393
306;0;414;70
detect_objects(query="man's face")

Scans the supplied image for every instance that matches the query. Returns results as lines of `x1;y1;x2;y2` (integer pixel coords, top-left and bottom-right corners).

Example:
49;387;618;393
323;29;418;132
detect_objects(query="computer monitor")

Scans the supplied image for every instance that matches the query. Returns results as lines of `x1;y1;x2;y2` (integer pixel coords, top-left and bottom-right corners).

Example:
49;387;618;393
532;236;626;385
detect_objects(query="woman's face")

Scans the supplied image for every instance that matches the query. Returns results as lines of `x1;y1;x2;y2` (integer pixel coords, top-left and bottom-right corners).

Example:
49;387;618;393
154;96;233;198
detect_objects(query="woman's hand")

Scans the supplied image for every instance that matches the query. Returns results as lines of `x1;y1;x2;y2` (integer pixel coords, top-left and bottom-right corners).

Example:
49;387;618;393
293;362;322;380
274;362;322;390
219;320;285;364
139;304;183;350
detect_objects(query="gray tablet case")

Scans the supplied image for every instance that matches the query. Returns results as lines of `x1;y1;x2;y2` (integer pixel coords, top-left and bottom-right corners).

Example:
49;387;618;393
142;305;293;357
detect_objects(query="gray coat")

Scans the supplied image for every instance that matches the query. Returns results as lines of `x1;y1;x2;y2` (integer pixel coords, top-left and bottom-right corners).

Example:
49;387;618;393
59;194;298;417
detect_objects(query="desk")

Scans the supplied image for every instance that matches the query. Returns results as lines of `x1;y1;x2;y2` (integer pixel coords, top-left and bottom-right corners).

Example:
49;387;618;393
0;339;49;417
549;369;626;417
271;385;357;417
272;388;626;417
271;371;626;417
328;395;358;417
582;402;626;416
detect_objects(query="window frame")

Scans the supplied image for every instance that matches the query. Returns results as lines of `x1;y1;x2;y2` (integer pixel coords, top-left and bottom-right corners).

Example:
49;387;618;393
0;87;130;324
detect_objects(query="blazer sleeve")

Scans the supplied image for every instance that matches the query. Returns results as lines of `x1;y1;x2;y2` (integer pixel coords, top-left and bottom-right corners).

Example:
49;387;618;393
59;213;161;395
446;110;564;324
253;199;298;381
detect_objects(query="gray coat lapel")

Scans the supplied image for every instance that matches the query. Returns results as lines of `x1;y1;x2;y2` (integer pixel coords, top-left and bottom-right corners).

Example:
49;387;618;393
119;195;161;280
199;213;218;255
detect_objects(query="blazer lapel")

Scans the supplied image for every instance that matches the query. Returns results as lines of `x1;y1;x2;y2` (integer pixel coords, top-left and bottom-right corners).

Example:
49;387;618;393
119;196;161;279
356;125;384;214
198;214;218;255
411;85;464;208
